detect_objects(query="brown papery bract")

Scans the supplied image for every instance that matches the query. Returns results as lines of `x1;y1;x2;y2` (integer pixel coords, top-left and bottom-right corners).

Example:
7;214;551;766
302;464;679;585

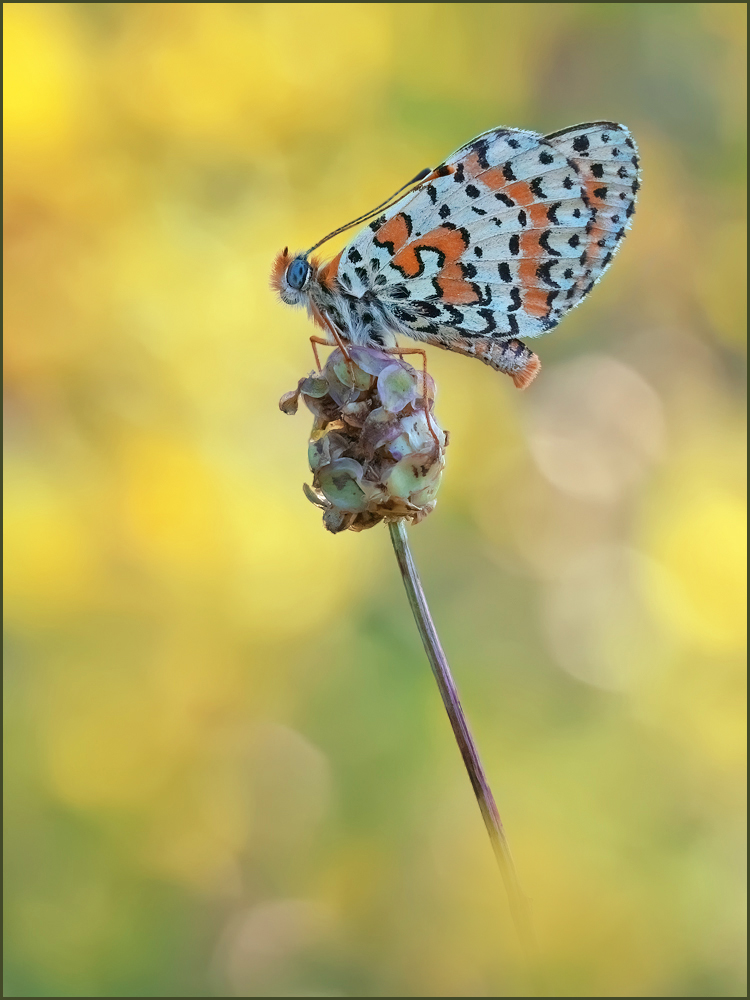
280;346;447;533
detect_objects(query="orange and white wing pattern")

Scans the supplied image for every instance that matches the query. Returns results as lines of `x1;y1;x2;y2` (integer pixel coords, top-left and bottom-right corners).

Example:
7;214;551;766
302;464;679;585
335;122;639;351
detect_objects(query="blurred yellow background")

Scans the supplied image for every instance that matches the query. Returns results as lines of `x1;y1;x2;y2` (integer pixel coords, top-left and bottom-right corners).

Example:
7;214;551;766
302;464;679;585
3;3;746;996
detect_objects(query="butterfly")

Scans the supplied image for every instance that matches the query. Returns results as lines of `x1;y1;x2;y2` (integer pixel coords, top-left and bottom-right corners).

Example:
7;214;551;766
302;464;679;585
272;121;640;389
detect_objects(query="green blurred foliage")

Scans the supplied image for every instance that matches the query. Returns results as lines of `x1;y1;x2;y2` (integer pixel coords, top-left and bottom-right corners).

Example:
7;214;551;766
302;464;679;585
3;3;746;996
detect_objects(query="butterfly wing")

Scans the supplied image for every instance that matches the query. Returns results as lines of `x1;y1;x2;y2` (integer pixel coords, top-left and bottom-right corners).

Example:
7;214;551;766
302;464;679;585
336;122;640;348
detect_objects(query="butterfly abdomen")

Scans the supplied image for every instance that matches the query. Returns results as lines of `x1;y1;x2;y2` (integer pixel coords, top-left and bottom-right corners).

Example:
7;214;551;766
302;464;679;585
443;333;541;388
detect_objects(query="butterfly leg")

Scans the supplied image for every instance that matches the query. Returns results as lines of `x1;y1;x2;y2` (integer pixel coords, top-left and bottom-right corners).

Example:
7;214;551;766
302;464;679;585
309;336;337;372
384;347;441;451
319;312;352;362
310;306;355;374
316;310;361;385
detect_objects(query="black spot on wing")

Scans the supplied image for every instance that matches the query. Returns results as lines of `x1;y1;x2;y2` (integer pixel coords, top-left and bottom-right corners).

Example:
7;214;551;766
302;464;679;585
476;309;497;335
414;301;441;319
539;149;554;165
354;266;369;284
495;192;515;207
546;202;561;224
439;204;451;219
509;234;520;255
474;139;490;169
536;260;560;288
427;184;437;204
530;177;547;199
465;184;480;199
348;248;362;263
498;262;512;282
539;231;561;256
508;287;522;311
572;134;590;152
502;161;516;181
473;283;493;306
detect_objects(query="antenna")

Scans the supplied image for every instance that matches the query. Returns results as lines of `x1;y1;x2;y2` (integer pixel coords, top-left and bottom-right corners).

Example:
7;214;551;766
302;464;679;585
305;167;433;257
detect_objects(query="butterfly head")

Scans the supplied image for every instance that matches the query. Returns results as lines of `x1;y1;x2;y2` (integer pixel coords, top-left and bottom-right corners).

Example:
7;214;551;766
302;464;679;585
271;247;315;306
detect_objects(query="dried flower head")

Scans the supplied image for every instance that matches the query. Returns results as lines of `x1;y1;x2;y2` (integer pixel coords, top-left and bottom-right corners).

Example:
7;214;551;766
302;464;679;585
280;347;448;533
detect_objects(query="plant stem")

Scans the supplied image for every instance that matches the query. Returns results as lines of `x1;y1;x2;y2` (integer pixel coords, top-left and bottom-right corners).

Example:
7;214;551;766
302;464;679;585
388;518;535;959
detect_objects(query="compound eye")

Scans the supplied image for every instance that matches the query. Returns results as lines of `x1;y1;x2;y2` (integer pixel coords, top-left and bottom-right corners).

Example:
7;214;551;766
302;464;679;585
286;257;310;291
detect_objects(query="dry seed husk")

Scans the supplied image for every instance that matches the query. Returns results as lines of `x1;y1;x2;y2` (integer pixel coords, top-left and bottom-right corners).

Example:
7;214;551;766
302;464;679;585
280;347;448;533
